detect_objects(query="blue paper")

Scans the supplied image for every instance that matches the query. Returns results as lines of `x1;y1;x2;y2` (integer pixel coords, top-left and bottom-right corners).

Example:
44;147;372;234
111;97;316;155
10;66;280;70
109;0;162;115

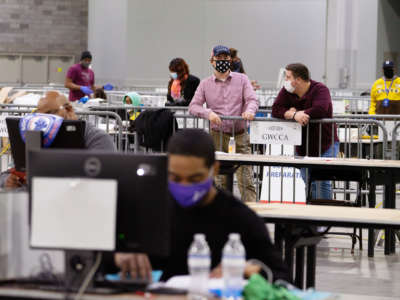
105;270;163;283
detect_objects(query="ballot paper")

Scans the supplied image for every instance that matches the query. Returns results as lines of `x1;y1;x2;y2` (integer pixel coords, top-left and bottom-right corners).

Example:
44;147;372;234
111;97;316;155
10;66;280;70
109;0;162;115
30;177;117;251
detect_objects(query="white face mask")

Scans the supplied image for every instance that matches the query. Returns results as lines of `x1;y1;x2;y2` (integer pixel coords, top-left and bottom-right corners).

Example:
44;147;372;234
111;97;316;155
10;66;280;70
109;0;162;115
283;80;295;93
170;72;178;80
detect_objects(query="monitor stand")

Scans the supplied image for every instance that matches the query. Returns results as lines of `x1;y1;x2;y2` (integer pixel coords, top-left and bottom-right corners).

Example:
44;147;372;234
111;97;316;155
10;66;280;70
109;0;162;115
62;250;118;295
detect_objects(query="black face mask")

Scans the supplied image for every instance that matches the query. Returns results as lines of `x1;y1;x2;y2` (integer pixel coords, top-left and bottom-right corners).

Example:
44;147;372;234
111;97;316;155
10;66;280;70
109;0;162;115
215;60;231;73
384;68;394;79
231;60;242;73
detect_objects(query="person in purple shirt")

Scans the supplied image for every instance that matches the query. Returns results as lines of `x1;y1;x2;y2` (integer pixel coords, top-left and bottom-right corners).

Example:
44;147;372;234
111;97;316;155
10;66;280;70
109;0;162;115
189;45;259;202
64;51;114;102
272;63;339;200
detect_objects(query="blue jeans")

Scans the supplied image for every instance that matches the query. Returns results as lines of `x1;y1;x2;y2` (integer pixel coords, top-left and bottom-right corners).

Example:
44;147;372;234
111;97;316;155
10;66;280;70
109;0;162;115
300;142;339;200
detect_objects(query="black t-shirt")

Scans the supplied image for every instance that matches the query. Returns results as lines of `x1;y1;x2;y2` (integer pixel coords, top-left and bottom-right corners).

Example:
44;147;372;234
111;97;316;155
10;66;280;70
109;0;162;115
156;189;289;281
102;189;290;282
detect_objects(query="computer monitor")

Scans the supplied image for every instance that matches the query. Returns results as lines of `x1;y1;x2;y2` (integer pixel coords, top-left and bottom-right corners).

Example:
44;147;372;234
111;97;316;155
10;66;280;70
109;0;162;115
6;117;86;172
27;149;170;257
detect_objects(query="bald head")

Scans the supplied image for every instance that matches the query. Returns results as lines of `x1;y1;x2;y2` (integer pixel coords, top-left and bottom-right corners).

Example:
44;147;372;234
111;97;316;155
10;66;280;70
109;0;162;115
37;91;77;120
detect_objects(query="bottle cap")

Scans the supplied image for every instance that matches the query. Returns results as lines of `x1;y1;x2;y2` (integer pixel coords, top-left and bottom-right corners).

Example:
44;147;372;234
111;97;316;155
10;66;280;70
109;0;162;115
194;233;206;240
229;233;240;240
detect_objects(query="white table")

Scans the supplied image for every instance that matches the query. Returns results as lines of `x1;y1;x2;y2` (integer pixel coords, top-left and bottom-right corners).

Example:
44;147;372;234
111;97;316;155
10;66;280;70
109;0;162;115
217;153;400;256
248;203;400;290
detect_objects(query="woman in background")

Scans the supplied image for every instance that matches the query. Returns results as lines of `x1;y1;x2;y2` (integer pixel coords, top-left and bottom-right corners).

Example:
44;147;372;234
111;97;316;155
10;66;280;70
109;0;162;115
166;58;200;106
122;91;142;120
229;48;260;90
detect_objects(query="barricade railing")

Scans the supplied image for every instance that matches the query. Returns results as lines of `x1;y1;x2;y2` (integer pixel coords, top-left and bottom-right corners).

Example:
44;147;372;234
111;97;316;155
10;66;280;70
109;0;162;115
158;114;389;203
331;96;371;114
104;91;167;107
0;109;123;152
0;104;37;110
391;122;400;160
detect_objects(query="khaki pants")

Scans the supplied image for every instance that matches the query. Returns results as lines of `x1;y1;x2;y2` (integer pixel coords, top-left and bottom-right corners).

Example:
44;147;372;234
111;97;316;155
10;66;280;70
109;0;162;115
211;130;257;202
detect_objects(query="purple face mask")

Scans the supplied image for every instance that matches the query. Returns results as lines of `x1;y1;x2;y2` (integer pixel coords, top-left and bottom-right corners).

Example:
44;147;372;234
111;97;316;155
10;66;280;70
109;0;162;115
169;177;213;208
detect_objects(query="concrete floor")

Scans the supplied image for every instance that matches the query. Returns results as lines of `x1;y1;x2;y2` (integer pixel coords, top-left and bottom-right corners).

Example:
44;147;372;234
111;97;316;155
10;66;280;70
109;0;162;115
315;229;400;299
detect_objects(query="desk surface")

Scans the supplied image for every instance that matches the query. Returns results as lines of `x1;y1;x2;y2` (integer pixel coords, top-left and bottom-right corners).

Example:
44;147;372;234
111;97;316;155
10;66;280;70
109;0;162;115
248;203;400;227
0;287;390;300
216;153;400;169
0;287;183;300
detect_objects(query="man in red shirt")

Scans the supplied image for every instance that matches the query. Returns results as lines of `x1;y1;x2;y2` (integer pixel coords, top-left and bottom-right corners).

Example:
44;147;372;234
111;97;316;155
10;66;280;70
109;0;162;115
64;51;96;101
64;51;113;102
272;63;339;200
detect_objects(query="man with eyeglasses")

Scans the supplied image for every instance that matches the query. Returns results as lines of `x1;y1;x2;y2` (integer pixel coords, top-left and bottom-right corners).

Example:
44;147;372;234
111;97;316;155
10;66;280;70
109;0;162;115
2;91;116;189
189;45;259;202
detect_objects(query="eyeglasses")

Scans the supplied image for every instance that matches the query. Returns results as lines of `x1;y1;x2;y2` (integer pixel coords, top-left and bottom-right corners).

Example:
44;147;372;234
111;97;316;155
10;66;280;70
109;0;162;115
44;103;70;115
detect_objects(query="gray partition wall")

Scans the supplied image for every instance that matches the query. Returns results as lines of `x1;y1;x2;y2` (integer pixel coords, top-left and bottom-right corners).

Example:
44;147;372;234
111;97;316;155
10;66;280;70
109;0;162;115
0;53;74;85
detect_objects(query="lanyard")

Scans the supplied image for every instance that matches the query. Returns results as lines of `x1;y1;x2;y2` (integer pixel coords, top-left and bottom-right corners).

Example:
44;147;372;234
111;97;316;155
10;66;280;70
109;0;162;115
383;76;397;96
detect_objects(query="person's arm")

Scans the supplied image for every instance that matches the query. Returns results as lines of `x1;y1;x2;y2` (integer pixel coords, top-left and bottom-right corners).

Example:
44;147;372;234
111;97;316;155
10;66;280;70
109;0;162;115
91;71;97;94
242;75;259;120
166;93;174;103
64;77;81;91
85;124;117;151
271;88;291;119
188;81;211;118
303;85;332;119
369;82;377;115
182;76;200;104
100;252;152;281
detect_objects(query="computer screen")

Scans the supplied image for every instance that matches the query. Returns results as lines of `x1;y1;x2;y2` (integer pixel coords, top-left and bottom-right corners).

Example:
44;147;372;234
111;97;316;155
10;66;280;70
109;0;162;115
27;149;170;257
6;117;86;172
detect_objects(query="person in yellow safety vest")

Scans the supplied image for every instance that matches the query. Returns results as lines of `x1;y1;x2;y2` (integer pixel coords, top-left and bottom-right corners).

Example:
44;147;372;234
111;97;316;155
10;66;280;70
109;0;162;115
122;92;142;120
369;60;400;115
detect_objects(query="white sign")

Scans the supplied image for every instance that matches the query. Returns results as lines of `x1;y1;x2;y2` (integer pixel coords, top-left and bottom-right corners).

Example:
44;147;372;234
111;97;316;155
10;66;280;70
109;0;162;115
250;121;302;145
260;145;306;204
0;115;9;137
378;121;400;142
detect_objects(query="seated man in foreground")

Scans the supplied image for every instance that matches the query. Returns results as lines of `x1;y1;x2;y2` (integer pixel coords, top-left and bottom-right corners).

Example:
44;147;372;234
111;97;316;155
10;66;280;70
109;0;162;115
103;129;290;282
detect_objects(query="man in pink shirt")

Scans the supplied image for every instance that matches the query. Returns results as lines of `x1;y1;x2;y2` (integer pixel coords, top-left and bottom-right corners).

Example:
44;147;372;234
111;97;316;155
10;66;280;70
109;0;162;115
189;45;259;202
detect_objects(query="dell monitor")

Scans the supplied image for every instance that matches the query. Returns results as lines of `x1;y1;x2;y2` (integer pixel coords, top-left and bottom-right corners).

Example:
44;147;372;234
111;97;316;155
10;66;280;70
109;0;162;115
27;149;170;257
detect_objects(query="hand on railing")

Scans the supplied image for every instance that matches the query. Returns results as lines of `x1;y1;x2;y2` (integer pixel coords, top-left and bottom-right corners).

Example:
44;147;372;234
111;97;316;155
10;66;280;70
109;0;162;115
209;111;222;125
293;111;310;126
242;112;255;121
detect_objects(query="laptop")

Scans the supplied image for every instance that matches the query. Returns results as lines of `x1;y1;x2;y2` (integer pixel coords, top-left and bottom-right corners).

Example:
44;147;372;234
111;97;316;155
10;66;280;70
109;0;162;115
6;117;86;172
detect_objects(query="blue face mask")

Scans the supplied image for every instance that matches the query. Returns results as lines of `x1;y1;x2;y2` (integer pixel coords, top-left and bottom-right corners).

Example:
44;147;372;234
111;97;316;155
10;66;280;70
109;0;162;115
170;72;178;80
169;170;214;208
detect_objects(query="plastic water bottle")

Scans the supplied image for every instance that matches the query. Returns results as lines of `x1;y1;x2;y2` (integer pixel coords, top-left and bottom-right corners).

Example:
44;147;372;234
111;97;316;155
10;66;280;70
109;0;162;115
222;233;246;299
228;137;236;154
188;234;211;298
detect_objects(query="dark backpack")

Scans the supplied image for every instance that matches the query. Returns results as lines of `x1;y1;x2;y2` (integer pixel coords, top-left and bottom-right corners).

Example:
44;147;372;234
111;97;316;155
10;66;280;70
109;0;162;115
130;109;178;151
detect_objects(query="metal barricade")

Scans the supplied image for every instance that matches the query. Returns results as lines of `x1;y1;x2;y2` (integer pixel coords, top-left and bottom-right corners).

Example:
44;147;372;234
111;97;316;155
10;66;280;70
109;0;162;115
0;109;123;158
75;111;123;151
331;96;371;114
104;91;167;107
158;115;388;204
